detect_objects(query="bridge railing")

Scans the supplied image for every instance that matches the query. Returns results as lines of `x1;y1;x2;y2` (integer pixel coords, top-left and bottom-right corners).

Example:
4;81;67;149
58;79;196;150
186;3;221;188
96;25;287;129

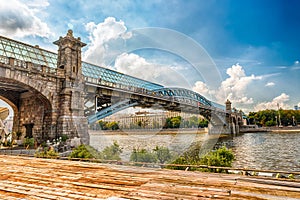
0;55;58;76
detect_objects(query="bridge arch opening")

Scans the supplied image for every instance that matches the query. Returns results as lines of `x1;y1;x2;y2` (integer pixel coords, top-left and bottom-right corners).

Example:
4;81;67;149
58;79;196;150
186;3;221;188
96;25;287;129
0;77;53;143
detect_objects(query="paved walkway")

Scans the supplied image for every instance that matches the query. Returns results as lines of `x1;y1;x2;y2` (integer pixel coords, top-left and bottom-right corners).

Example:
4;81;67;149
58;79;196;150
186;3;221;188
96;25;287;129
0;155;299;199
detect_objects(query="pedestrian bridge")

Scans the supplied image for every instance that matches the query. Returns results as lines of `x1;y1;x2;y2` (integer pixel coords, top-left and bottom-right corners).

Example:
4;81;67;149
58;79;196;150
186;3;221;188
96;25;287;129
0;30;243;144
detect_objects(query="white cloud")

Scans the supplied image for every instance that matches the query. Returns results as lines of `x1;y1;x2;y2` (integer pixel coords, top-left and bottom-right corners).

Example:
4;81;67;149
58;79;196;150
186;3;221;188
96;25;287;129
192;81;210;96
193;63;261;105
265;82;275;87
114;53;189;87
0;0;51;38
254;93;290;111
83;17;132;66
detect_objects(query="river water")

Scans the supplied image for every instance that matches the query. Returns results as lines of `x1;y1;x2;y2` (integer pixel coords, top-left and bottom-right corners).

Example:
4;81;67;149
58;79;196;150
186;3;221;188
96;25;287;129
89;130;300;172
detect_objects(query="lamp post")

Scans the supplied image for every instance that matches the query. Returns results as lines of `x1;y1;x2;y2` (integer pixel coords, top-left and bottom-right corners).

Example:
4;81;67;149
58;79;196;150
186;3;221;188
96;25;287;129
275;116;278;127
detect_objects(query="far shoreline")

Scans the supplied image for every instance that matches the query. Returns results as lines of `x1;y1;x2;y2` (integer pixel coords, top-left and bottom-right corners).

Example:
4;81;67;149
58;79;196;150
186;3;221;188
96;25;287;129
270;127;300;133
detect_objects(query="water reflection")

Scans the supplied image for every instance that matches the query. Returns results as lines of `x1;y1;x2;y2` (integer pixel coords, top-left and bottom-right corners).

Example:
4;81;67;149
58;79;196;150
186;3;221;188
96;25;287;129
218;132;300;172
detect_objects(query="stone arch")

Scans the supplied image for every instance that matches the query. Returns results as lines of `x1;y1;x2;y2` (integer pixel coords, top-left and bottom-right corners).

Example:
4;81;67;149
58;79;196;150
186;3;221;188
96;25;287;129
4;68;53;103
0;76;53;142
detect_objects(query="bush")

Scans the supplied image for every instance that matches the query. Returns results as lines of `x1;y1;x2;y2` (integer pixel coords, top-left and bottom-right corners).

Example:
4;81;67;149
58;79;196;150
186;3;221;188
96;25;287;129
167;146;234;173
60;134;69;142
130;148;157;165
35;147;59;158
24;137;35;148
69;144;101;159
167;156;188;170
153;146;171;164
101;141;122;160
199;146;234;172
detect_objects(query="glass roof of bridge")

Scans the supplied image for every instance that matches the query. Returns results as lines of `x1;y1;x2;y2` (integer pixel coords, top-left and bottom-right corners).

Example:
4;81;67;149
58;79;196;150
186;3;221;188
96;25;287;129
81;62;163;90
0;36;57;68
0;36;163;90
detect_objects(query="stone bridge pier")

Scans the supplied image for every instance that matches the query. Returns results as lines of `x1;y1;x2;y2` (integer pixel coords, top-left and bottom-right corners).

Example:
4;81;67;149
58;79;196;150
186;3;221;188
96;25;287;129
0;30;89;144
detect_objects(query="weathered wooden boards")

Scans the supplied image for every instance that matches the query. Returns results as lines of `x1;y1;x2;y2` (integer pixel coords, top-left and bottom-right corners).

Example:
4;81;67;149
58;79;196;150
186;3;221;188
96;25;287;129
0;155;299;199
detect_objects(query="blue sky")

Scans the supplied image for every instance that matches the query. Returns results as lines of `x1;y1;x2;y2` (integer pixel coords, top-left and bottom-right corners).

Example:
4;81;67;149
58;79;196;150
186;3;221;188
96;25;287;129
0;0;300;113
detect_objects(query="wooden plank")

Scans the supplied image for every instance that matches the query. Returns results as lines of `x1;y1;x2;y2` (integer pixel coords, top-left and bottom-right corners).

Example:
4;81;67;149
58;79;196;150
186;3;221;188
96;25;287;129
0;155;299;199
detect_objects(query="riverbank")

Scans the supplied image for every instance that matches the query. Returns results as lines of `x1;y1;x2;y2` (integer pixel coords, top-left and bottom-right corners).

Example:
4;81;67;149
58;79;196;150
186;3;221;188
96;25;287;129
89;127;208;135
270;126;300;133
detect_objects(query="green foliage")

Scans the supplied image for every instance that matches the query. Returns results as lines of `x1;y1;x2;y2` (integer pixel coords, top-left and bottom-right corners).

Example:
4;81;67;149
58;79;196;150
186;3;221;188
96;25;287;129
69;143;122;161
98;120;120;130
164;116;182;128
24;137;34;148
60;134;69;142
198;118;209;128
35;147;59;158
130;148;157;165
101;141;122;160
167;146;234;173
98;120;108;130
108;121;119;130
69;144;101;159
248;109;300;127
171;116;181;128
164;116;208;129
167;156;188;170
199;146;234;172
153;146;172;164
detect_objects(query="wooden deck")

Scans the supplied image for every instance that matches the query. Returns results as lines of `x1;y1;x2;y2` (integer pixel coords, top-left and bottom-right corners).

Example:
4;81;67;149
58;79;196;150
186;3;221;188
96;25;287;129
0;155;299;199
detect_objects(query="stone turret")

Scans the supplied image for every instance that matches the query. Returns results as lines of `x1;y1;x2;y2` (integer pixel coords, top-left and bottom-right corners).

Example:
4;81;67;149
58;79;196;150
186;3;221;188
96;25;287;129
225;99;232;113
54;30;89;144
54;30;86;79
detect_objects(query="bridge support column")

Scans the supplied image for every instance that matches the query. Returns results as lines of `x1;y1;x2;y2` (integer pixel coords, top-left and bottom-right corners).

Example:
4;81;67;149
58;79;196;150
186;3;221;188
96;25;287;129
54;30;89;144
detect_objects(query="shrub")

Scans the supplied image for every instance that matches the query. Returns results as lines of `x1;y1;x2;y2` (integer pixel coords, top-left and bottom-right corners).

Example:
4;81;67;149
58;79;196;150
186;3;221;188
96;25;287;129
35;147;59;158
199;146;234;172
153;146;171;164
24;137;35;148
130;148;157;165
61;134;69;142
69;144;101;159
167;156;189;170
167;146;235;173
101;141;122;160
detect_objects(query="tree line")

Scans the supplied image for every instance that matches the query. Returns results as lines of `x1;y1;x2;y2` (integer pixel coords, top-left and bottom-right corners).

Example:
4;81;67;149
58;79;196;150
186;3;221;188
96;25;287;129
247;109;300;127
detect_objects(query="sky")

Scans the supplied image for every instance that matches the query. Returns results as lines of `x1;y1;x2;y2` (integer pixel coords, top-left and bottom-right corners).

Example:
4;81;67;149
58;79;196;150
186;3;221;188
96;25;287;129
0;0;300;114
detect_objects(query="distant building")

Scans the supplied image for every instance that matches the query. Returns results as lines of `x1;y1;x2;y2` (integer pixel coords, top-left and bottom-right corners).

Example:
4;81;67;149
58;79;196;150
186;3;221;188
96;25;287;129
294;105;299;110
102;110;202;129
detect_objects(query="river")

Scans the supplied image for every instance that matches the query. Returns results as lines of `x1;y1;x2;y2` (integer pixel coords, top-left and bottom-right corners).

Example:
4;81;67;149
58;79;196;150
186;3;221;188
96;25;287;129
89;129;300;172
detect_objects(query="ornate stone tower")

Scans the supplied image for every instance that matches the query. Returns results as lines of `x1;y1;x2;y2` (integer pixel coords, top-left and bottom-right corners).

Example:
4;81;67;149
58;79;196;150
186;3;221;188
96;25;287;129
53;30;89;144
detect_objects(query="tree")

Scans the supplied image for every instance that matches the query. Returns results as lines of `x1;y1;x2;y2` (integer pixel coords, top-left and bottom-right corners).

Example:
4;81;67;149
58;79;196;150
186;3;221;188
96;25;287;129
107;121;119;130
153;146;172;164
189;116;198;128
198;118;208;128
171;117;181;128
98;120;108;130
